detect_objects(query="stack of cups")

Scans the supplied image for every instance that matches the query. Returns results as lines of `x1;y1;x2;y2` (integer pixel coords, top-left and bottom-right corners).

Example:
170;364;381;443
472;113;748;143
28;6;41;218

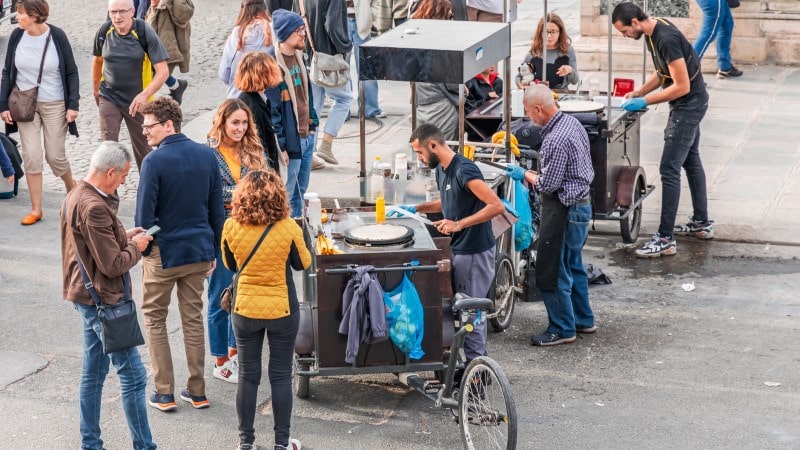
304;192;322;228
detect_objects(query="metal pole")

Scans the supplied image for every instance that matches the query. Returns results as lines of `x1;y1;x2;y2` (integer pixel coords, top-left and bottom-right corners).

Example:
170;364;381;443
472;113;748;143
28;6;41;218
359;80;367;202
458;84;465;153
642;0;648;85
503;0;511;161
542;0;548;86
607;1;612;112
411;81;417;130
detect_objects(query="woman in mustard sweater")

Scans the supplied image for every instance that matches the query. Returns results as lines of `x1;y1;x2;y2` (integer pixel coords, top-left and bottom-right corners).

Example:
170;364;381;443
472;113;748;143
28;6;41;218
222;169;311;450
206;98;268;384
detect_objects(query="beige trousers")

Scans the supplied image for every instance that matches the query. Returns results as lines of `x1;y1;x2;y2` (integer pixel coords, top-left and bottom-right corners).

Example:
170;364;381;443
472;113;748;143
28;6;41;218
16;100;70;176
141;245;211;396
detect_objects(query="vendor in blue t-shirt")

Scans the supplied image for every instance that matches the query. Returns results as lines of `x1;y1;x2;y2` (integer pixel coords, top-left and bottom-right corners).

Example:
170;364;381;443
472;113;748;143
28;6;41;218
394;124;504;363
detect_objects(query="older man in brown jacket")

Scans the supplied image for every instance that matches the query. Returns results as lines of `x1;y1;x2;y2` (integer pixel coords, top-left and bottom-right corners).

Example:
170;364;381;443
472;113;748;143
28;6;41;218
146;0;194;104
61;141;156;450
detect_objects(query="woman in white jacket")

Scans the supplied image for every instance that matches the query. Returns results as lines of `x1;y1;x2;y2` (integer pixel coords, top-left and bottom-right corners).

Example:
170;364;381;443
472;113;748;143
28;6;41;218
218;0;273;99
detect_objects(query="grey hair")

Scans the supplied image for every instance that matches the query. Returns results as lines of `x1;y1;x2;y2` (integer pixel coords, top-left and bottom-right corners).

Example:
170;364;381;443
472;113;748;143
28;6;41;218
90;141;133;173
108;0;136;9
523;84;556;109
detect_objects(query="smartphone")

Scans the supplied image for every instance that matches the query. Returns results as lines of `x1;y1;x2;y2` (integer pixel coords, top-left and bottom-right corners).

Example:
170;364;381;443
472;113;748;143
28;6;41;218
145;225;161;237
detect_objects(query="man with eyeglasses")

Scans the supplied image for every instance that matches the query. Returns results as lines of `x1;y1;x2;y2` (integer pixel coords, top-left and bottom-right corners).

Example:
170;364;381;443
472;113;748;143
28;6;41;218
93;0;169;171
134;97;225;412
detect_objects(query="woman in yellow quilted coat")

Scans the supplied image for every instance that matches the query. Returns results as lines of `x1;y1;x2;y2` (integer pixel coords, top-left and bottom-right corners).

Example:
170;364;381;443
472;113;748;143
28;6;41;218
222;169;311;450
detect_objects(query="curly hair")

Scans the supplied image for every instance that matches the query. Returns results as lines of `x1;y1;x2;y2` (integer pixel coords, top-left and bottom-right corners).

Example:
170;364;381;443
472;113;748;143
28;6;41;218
208;99;266;170
412;0;452;20
230;169;289;226
140;97;183;132
530;13;571;57
236;0;271;50
235;51;282;93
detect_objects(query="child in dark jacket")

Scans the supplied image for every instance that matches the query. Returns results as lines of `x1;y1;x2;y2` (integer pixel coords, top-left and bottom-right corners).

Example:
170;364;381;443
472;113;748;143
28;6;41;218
465;65;503;115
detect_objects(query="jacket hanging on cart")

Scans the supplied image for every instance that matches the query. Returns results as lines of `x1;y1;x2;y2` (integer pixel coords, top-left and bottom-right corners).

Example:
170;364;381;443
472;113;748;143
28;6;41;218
339;265;388;364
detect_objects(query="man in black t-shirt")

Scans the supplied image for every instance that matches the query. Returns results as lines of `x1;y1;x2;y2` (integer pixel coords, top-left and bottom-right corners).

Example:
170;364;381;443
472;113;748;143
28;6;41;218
400;124;504;362
612;2;715;259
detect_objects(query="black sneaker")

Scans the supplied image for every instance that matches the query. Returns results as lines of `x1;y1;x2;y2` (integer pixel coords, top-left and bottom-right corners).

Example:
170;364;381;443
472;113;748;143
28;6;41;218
148;392;177;412
530;332;576;346
169;79;189;105
717;66;743;78
674;217;714;240
635;233;677;258
180;388;209;409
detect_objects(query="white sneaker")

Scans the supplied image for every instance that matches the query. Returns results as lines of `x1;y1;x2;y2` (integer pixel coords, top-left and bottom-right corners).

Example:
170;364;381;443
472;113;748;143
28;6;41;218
213;355;238;383
274;437;302;450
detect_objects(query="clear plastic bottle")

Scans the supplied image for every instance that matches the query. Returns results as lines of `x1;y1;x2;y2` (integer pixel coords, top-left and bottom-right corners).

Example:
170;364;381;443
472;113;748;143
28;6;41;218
394;153;408;181
370;156;384;202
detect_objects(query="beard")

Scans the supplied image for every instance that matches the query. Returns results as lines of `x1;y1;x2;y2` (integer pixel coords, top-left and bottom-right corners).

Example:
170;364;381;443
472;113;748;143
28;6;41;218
427;152;440;169
631;29;643;40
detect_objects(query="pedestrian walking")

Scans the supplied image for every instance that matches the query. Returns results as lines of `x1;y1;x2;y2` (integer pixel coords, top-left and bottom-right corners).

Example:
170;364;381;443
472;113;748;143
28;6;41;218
219;0;272;99
134;97;225;412
234;51;282;172
693;0;743;78
301;0;353;166
1;0;79;225
93;0;169;171
145;0;194;104
613;2;715;258
222;169;311;450
205;98;269;384
61;141;156;450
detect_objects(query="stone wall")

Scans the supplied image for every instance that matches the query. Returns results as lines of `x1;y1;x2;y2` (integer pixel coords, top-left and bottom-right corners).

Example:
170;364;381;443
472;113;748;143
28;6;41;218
575;0;800;72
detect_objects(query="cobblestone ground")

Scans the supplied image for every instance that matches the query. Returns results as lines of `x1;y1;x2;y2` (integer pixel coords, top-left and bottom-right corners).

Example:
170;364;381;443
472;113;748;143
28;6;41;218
0;0;241;201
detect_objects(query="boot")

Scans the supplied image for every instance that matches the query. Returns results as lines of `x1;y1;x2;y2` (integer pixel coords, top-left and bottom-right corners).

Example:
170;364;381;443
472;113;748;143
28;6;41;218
316;139;338;165
311;155;326;170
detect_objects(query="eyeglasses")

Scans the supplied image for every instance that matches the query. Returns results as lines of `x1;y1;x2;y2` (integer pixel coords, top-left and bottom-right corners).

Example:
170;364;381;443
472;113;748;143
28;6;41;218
294;27;306;35
546;30;560;36
141;120;166;132
108;8;132;16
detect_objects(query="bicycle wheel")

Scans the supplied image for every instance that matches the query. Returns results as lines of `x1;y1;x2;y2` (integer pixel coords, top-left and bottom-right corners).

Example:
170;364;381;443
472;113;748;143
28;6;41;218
458;357;517;450
489;253;516;331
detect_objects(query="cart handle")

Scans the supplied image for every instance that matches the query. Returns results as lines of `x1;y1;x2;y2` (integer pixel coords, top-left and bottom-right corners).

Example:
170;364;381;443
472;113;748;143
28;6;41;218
325;263;443;276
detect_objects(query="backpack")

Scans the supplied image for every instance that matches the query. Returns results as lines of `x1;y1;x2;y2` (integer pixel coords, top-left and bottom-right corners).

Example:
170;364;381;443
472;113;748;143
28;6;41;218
96;19;154;97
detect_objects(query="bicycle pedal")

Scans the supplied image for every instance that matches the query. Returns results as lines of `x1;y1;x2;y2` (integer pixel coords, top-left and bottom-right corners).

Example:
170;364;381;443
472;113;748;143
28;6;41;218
423;380;441;394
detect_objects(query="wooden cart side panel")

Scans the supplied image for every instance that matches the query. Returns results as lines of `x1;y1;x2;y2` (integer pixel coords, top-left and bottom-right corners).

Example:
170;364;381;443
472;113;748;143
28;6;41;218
315;250;444;368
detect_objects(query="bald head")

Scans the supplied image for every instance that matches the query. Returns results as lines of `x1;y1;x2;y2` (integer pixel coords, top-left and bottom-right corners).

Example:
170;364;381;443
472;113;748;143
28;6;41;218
523;84;558;126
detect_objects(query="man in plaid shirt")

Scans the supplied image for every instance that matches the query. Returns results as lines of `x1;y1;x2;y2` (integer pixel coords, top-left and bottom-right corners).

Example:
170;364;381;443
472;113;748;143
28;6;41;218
507;84;595;346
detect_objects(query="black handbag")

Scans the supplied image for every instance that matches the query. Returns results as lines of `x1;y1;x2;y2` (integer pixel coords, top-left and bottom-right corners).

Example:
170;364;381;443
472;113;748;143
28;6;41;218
221;223;274;313
8;33;51;123
727;0;740;8
76;260;145;354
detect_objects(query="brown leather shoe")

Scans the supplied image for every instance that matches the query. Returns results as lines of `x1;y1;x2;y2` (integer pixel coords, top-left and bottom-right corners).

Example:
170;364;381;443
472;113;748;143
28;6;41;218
21;211;43;225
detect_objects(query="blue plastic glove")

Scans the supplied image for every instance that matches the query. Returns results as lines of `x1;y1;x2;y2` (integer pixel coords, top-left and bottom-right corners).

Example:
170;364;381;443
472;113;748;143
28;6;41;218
620;97;647;111
386;204;416;218
506;165;526;181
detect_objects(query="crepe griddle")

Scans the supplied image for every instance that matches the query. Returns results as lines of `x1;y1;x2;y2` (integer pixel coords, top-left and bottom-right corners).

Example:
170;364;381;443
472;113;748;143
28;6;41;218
343;223;415;249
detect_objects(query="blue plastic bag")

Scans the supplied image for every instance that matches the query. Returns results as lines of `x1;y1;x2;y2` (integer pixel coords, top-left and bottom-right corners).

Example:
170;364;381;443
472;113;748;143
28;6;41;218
383;273;425;360
513;178;533;250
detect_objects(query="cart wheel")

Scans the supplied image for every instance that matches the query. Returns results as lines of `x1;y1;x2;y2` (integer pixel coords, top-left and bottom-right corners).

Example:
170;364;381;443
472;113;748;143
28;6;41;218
489;253;516;332
458;356;517;450
293;355;310;399
620;176;646;243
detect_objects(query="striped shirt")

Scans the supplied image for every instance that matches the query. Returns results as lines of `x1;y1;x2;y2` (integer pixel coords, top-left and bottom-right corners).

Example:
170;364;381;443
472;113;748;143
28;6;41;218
534;110;594;207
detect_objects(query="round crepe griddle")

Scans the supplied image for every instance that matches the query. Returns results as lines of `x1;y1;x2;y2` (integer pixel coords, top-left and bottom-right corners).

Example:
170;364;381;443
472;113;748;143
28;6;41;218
344;223;414;247
558;100;605;113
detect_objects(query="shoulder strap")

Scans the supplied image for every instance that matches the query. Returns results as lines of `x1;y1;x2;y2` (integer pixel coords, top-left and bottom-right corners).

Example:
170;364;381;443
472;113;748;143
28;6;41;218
237;222;275;274
130;18;149;54
61;198;132;308
297;0;317;54
35;33;52;86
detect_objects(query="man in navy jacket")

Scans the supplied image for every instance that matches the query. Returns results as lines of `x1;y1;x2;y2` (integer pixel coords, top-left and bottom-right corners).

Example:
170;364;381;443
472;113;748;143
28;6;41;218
134;97;224;412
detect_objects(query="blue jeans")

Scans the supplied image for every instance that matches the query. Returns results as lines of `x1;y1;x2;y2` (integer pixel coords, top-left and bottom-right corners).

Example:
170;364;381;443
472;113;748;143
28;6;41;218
74;303;156;450
311;79;354;137
347;18;382;117
286;134;316;217
540;203;593;338
207;250;236;357
693;0;734;71
659;102;709;236
233;312;299;448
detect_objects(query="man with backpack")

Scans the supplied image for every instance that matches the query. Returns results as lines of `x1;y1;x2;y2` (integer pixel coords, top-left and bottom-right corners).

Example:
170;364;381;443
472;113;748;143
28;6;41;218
93;0;169;171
